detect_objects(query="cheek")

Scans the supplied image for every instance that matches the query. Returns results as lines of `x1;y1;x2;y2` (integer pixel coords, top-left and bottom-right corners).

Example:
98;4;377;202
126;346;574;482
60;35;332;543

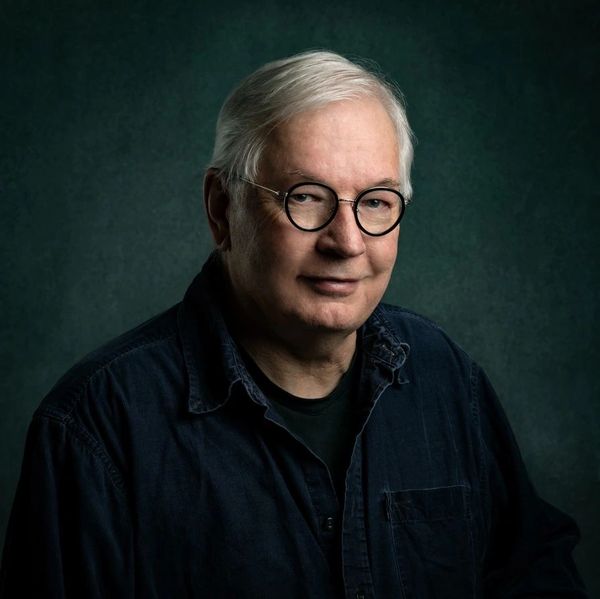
229;208;278;270
370;236;399;275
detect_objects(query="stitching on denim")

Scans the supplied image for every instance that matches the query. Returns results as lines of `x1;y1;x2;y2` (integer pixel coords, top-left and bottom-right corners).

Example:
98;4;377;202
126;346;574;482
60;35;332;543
32;413;127;495
35;332;178;500
87;333;179;427
379;304;473;363
386;493;411;599
387;485;477;597
439;379;462;482
86;333;178;386
379;303;446;333
387;484;471;493
40;332;178;423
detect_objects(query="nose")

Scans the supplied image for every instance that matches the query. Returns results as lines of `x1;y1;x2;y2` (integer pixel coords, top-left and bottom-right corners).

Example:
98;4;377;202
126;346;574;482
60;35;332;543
315;200;366;258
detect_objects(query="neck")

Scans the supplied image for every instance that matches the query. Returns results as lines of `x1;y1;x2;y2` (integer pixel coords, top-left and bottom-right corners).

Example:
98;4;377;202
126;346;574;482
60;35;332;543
237;328;357;399
219;277;357;400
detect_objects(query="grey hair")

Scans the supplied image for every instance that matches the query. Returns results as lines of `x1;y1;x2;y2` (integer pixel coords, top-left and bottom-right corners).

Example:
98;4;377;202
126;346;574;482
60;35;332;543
209;50;414;201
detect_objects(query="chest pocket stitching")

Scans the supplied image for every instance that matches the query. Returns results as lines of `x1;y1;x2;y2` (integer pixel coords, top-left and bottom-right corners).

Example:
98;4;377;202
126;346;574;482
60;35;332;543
385;484;476;599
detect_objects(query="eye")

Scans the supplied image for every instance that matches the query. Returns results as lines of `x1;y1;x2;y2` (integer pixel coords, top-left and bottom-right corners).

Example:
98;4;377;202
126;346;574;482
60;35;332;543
359;197;392;211
288;190;329;204
289;193;317;204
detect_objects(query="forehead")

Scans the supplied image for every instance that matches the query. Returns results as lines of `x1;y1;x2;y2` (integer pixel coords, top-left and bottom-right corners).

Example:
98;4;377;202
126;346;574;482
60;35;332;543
261;98;399;191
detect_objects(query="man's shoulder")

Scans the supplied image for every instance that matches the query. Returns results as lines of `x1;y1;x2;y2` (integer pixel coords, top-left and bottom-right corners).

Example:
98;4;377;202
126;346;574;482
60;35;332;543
37;303;183;422
373;303;473;370
375;302;460;343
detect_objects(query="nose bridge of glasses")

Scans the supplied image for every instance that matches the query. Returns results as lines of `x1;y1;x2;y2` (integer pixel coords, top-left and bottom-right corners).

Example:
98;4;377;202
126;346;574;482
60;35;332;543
328;197;362;234
334;198;361;226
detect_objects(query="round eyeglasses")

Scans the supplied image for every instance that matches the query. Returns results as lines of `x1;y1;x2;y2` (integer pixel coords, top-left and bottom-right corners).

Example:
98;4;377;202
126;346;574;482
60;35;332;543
240;178;405;236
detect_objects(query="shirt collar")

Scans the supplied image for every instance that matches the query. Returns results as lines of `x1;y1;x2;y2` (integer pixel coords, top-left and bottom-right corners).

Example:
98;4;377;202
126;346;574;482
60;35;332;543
177;252;245;414
362;305;410;369
177;252;410;414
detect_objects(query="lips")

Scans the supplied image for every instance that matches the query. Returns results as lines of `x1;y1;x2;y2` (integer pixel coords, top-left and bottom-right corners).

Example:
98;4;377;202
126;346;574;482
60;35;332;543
301;275;361;297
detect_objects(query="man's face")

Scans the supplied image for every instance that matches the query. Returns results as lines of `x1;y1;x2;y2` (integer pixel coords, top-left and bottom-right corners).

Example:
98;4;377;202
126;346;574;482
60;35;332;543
223;97;401;340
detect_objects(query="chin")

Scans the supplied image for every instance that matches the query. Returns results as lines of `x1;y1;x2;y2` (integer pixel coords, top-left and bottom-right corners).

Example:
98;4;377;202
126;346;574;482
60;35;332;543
296;304;368;334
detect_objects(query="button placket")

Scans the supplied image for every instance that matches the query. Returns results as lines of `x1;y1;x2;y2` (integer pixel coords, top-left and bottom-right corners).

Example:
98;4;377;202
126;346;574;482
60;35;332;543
322;515;336;533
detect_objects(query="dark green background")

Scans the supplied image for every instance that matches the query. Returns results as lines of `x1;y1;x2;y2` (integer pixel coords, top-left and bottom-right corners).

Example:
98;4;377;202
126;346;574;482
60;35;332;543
1;0;598;592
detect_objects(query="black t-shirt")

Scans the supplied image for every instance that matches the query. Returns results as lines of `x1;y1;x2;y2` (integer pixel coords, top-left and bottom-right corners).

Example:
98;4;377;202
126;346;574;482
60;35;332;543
240;348;362;502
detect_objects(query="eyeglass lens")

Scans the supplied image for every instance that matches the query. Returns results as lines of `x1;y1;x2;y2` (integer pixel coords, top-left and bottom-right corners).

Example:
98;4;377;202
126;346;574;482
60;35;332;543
286;183;403;235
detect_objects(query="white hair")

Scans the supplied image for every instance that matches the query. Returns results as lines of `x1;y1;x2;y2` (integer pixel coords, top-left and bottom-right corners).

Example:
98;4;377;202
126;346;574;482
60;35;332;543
209;50;414;201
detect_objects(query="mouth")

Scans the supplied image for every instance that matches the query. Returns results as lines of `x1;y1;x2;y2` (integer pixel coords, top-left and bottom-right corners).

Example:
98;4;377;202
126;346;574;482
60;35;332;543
300;276;361;297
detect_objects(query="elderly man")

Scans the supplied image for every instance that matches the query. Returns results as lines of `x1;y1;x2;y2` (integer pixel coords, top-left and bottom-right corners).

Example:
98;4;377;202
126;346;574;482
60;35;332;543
1;51;586;598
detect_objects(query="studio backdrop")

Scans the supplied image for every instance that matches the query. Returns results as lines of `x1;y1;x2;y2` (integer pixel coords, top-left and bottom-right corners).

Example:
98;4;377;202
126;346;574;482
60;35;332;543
1;0;598;593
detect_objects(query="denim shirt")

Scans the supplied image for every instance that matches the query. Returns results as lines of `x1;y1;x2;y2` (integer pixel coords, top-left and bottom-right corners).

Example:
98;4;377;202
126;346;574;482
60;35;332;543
1;256;586;598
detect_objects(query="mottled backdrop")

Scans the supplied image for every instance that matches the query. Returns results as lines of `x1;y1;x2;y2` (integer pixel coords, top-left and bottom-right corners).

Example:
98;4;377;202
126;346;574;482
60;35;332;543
1;0;598;592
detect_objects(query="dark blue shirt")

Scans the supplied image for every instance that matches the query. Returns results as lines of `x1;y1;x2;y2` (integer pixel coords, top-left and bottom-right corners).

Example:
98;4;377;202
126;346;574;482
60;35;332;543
1;256;587;598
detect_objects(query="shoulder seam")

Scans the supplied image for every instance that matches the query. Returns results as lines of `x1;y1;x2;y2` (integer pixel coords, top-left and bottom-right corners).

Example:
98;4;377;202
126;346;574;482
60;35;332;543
32;412;127;495
43;331;178;421
86;331;178;386
36;332;179;486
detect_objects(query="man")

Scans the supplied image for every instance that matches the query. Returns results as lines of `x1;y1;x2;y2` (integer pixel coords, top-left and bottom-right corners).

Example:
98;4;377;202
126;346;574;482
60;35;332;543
1;51;587;597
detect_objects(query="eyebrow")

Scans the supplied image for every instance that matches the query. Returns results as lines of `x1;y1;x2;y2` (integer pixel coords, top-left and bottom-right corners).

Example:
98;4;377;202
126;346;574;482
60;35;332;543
284;169;401;189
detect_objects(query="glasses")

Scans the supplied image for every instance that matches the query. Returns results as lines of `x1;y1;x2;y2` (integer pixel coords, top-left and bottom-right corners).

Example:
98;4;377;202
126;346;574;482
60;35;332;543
240;178;405;237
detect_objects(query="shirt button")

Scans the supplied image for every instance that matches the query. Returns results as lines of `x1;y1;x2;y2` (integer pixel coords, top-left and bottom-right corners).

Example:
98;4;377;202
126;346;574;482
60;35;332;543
322;516;335;532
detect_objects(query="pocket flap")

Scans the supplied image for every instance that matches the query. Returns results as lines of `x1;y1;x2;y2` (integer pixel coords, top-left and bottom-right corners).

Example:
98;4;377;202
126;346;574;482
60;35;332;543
386;485;469;522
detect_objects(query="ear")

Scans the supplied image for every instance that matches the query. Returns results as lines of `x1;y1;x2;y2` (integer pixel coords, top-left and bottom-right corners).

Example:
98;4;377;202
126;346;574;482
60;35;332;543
204;169;232;250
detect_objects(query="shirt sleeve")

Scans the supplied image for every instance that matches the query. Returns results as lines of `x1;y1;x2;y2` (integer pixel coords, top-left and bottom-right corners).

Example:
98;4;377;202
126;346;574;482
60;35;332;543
474;364;588;597
0;414;133;598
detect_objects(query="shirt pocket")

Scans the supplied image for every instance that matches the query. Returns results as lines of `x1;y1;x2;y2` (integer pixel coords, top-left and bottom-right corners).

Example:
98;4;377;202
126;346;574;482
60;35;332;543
385;485;476;599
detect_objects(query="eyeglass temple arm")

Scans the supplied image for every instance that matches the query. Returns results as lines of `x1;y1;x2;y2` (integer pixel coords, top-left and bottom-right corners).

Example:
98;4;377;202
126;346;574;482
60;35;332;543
238;177;286;200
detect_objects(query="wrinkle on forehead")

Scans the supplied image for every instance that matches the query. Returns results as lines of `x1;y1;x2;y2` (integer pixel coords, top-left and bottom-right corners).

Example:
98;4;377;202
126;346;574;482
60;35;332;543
261;98;399;194
284;168;402;191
